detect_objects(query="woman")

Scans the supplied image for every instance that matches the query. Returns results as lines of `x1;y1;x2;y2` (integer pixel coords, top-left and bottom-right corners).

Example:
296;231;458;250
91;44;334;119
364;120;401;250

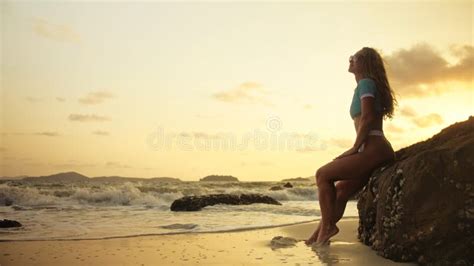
305;47;397;245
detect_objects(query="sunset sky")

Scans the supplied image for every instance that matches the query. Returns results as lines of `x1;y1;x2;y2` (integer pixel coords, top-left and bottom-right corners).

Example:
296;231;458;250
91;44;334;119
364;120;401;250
1;1;472;181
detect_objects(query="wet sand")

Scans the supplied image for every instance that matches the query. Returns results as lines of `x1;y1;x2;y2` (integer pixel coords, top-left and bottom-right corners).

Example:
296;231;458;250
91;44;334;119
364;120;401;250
0;218;415;265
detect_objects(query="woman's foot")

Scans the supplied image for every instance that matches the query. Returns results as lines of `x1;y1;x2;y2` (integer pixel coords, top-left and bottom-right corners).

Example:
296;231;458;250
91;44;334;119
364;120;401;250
304;223;321;245
315;224;339;245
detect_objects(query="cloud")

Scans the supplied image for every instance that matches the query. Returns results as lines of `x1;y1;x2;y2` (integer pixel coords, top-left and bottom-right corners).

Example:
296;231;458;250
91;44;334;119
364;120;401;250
385;43;473;97
212;82;272;105
296;146;322;153
328;138;353;149
174;132;236;151
240;161;274;167
303;104;313;110
31;17;81;43
22;162;44;167
79;91;115;105
399;105;417;117
105;161;131;169
178;133;192;138
68;114;111;122
34;131;60;137
392;105;442;131
26;96;67;103
53;162;96;169
447;44;474;82
1;132;26;137
385;124;405;134
411;113;444;128
2;157;31;161
25;96;42;103
92;130;110;136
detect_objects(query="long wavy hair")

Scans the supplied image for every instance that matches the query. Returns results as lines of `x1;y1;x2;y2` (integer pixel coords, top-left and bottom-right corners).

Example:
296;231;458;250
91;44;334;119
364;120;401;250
357;47;397;119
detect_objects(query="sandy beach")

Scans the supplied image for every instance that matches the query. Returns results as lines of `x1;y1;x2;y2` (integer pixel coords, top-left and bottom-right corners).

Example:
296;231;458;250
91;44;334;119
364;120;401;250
0;218;415;265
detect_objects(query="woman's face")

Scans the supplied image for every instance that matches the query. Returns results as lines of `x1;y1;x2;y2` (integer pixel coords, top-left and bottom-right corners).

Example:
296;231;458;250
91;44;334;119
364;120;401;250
348;51;363;74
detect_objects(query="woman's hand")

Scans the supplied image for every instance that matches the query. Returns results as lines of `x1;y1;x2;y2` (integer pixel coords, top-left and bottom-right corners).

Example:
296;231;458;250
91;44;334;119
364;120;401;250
333;146;358;160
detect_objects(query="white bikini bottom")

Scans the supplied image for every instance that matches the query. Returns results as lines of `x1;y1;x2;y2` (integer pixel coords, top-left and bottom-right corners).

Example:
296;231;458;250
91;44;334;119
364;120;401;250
357;130;384;153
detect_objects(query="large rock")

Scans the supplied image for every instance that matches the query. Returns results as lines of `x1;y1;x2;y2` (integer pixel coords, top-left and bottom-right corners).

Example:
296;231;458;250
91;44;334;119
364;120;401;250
170;193;281;211
357;116;474;265
0;219;22;228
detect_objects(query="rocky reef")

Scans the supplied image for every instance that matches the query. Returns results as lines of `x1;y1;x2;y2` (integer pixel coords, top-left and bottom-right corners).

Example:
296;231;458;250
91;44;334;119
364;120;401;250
357;116;474;265
0;219;22;228
170;193;281;211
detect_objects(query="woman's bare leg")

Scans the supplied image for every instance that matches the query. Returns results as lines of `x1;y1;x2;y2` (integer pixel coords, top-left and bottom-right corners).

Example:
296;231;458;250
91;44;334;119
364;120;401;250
305;179;367;245
315;179;339;244
307;136;394;245
305;195;348;245
315;154;375;244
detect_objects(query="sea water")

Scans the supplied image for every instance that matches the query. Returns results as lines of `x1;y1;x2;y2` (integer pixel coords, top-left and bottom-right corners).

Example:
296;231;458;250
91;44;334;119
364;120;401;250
0;180;359;241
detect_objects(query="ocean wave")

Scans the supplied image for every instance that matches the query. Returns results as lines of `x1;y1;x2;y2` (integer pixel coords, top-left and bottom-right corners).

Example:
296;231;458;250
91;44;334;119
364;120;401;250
266;187;317;201
218;186;317;201
0;183;182;208
0;181;318;209
0;184;59;206
70;182;182;207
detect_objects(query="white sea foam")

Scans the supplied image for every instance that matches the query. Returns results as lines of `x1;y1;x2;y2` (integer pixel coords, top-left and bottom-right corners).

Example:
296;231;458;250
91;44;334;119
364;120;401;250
70;182;182;208
1;181;317;208
0;184;59;206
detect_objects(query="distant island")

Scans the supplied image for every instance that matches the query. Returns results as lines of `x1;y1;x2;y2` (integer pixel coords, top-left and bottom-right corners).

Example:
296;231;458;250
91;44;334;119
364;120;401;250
10;171;182;183
199;175;239;182
0;175;29;180
281;176;313;182
22;171;88;182
2;172;311;183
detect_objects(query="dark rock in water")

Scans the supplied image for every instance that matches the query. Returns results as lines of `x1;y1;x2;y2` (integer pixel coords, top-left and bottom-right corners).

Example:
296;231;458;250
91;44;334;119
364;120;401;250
2;198;13;206
170;193;282;211
53;190;74;198
357;116;474;265
11;205;27;211
269;186;283;191
269;182;293;191
0;219;22;228
270;236;298;249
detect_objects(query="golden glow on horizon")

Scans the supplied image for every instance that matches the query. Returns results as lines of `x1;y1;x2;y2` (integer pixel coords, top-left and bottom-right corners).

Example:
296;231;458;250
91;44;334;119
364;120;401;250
1;1;472;180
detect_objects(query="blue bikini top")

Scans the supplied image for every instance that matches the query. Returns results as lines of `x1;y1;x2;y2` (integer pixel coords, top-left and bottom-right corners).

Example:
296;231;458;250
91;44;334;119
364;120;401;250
349;78;383;119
